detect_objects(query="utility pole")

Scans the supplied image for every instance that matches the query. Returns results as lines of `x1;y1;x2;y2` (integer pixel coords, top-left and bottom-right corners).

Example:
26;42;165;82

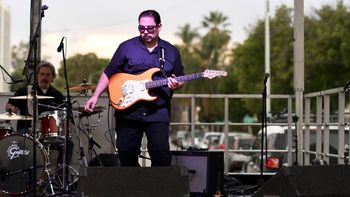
294;0;305;165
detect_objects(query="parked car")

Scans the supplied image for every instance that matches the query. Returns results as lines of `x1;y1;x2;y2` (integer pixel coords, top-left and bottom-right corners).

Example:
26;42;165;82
198;132;255;172
172;130;205;149
243;125;349;173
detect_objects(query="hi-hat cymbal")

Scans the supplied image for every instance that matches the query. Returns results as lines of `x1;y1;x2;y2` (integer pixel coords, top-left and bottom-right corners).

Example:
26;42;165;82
10;95;54;100
0;112;33;120
67;83;96;91
73;106;105;117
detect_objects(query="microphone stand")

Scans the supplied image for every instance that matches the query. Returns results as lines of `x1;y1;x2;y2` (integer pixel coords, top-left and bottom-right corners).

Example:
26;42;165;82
260;74;270;178
292;115;299;165
24;6;47;196
57;37;72;194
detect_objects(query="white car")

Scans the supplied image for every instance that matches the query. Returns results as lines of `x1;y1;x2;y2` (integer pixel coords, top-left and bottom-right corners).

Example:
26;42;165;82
198;131;255;171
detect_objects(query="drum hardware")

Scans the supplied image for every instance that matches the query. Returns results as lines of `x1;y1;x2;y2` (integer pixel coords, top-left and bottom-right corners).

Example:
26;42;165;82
43;144;56;196
71;112;89;167
40;144;79;196
0;124;14;137
71;98;104;163
83;109;103;162
73;105;106;117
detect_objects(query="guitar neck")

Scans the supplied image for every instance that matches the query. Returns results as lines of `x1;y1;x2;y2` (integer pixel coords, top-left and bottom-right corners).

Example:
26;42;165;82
145;72;203;89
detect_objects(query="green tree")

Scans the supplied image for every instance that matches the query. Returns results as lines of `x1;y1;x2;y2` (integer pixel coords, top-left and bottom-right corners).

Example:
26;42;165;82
230;5;294;118
9;41;29;91
230;2;350;120
304;2;350;93
54;53;109;91
174;12;232;123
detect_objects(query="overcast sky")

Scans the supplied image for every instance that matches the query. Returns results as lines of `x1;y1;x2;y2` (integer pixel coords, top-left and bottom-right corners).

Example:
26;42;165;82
3;0;349;69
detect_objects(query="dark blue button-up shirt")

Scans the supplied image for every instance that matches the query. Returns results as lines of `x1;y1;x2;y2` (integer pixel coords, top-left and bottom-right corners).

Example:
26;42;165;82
105;36;184;122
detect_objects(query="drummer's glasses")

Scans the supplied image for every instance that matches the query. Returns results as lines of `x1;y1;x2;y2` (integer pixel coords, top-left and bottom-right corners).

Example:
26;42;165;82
138;25;158;33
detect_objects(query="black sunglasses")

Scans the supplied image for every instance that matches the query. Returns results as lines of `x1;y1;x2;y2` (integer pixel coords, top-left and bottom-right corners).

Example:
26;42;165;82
138;25;158;33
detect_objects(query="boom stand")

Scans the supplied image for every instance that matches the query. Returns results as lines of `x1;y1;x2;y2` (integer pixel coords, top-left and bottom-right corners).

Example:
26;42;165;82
260;73;270;178
57;37;73;194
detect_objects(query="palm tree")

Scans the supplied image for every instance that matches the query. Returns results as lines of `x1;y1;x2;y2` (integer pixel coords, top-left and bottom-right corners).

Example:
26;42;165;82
175;23;200;53
202;11;231;33
196;11;232;122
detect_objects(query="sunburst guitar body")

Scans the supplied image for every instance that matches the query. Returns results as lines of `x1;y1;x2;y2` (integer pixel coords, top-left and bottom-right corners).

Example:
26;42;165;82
108;67;227;110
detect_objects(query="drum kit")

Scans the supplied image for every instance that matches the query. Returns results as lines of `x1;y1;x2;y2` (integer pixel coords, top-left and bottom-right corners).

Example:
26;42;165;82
0;82;104;196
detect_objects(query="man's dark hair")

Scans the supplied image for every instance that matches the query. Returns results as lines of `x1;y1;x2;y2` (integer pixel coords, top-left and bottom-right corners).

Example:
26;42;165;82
138;10;161;25
37;60;56;79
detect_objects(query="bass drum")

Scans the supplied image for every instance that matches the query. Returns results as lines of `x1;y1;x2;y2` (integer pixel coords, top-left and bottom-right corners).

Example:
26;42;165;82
0;134;47;195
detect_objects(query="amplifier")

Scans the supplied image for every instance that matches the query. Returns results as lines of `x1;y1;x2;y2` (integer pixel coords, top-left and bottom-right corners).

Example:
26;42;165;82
171;150;224;196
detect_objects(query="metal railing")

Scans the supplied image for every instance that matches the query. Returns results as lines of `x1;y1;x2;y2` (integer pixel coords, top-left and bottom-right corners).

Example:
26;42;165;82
167;87;350;174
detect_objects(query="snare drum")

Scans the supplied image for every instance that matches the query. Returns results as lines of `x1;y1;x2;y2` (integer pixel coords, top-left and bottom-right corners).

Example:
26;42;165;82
0;134;47;195
39;110;66;142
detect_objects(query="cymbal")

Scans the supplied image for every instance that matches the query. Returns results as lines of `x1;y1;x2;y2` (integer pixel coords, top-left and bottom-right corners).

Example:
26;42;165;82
67;83;96;91
73;106;106;117
0;112;33;120
10;95;54;100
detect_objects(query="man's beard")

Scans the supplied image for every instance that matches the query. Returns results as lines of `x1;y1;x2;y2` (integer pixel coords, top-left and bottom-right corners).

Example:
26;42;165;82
39;80;50;90
142;35;154;43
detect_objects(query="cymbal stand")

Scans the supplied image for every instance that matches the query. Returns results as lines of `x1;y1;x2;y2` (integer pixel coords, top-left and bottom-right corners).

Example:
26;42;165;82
78;88;102;162
85;112;102;162
71;109;88;167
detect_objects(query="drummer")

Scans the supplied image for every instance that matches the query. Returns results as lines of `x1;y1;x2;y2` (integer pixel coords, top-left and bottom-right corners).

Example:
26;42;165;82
5;60;74;165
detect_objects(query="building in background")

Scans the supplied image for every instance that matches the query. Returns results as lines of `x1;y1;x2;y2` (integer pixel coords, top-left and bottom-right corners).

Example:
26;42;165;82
0;0;11;92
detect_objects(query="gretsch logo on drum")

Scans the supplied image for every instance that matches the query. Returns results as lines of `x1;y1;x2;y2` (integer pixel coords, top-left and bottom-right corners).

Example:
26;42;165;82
7;142;30;160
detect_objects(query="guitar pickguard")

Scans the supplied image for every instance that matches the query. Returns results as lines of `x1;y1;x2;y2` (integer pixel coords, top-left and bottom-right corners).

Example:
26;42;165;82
118;79;154;109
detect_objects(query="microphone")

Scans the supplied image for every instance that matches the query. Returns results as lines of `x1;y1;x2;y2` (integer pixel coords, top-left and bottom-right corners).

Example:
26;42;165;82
57;37;64;52
41;5;49;10
263;73;270;85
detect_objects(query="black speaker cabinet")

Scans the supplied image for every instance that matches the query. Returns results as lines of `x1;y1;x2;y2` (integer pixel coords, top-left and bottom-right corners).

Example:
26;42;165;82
78;166;190;197
253;165;350;197
171;150;224;196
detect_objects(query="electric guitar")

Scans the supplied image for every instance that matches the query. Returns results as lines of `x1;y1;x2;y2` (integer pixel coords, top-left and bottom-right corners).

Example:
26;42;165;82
108;67;227;110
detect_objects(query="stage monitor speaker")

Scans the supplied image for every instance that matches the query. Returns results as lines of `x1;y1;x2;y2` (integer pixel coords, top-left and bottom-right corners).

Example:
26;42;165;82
88;153;120;167
253;165;350;197
78;166;190;197
171;150;224;196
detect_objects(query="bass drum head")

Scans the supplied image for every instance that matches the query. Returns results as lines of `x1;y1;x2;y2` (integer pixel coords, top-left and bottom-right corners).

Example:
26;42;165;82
0;134;47;195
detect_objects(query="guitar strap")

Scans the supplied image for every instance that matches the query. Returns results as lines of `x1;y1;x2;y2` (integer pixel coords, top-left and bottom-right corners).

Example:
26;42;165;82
159;47;167;77
159;47;165;69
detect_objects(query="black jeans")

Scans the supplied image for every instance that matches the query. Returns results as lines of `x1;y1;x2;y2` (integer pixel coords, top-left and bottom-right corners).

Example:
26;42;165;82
116;119;171;166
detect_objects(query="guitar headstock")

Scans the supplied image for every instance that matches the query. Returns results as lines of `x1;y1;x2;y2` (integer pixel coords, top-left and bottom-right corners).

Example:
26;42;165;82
202;70;228;79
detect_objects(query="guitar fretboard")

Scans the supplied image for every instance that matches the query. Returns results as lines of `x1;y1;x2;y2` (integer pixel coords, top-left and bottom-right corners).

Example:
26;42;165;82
145;72;203;89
